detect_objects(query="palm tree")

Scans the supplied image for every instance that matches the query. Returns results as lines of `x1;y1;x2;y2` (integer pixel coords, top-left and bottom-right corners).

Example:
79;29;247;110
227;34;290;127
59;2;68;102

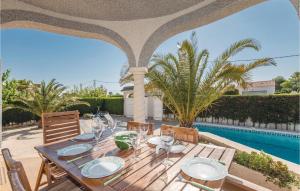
7;79;89;120
121;32;276;127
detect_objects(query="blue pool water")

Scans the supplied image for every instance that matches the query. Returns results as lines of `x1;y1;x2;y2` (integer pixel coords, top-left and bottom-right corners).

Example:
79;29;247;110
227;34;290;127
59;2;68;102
195;124;300;164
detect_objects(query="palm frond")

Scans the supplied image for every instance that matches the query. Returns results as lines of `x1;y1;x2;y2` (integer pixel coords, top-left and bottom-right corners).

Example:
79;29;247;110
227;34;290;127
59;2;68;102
9;79;88;117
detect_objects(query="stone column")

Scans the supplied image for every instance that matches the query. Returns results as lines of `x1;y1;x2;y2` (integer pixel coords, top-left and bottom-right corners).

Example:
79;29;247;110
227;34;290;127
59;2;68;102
129;67;147;122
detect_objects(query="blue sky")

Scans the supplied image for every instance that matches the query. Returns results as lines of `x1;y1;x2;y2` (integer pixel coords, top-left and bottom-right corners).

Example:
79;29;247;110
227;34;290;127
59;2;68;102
1;0;299;93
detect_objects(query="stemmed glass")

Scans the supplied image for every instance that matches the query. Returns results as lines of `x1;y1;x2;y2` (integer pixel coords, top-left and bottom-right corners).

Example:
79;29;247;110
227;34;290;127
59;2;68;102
160;130;175;166
140;124;149;143
129;128;142;162
92;116;104;144
107;120;116;133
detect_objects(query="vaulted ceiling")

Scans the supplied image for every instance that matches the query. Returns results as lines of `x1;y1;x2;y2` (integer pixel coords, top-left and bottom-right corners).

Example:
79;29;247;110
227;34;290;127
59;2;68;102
1;0;297;67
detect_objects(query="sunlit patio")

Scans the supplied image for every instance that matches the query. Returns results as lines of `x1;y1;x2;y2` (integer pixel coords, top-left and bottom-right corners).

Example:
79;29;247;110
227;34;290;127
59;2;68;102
0;116;270;191
1;1;299;191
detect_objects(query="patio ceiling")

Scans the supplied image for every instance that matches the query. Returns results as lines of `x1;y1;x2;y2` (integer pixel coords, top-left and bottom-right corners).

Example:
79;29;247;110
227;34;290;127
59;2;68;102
1;0;268;67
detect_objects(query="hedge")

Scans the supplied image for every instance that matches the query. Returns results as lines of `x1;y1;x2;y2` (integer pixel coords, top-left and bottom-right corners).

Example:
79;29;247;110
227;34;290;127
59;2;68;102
2;108;38;125
2;97;124;126
197;94;299;128
66;97;104;115
64;97;124;116
101;97;124;115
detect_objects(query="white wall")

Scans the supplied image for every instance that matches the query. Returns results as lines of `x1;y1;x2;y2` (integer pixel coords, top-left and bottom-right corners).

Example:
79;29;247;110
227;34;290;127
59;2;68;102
124;96;162;120
124;97;148;119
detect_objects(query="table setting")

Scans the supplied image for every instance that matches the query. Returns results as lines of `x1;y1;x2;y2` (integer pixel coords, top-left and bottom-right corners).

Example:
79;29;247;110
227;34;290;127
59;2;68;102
35;118;234;191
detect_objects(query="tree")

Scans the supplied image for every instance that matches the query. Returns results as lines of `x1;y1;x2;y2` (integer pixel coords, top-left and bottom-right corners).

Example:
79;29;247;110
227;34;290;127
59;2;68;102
289;72;300;92
7;79;89;118
280;72;300;93
121;32;276;127
273;76;286;92
2;69;32;105
68;85;107;97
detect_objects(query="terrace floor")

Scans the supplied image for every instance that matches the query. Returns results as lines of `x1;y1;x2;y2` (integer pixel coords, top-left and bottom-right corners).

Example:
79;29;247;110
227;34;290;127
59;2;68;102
0;117;249;191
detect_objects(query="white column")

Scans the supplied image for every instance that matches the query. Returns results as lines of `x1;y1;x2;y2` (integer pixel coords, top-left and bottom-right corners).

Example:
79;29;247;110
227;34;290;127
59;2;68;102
129;67;147;122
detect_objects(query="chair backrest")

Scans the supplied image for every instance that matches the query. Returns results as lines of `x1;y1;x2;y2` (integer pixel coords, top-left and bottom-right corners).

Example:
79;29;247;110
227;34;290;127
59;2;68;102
160;125;199;144
1;148;15;171
127;121;154;135
42;111;81;144
1;148;32;191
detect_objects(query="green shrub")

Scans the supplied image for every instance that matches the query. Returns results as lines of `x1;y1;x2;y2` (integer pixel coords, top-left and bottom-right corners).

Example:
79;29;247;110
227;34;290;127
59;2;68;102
102;97;124;115
234;151;300;188
3;108;38;125
197;94;300;129
63;97;123;115
3;97;124;125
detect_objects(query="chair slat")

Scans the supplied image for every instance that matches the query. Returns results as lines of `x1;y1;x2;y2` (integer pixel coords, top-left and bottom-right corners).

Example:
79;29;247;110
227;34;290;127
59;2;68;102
44;119;79;126
44;126;80;135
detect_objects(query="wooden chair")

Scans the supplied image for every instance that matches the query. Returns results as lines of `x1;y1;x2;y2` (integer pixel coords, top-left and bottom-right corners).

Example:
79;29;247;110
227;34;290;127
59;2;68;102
36;111;81;190
160;125;199;144
127;121;154;135
42;111;81;144
2;148;31;191
2;148;82;191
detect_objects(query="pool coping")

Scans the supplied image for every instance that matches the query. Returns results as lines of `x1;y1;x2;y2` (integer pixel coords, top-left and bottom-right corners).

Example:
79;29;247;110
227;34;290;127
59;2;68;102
195;122;300;138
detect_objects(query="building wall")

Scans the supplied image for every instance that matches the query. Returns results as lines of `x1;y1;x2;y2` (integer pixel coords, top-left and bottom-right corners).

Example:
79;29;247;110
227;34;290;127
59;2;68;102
124;96;162;120
238;80;276;95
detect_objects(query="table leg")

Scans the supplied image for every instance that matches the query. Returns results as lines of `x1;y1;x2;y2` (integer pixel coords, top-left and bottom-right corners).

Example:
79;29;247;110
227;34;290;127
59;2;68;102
34;159;46;191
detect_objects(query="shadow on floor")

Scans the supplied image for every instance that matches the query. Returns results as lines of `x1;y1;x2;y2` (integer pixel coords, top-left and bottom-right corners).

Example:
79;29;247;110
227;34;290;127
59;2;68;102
3;126;41;141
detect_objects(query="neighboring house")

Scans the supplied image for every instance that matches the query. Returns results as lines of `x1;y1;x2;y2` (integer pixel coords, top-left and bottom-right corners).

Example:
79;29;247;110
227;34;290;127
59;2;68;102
238;80;276;95
121;86;163;120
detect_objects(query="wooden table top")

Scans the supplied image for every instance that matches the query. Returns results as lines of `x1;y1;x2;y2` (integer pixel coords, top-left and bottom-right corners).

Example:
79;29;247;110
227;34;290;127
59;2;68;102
35;132;235;191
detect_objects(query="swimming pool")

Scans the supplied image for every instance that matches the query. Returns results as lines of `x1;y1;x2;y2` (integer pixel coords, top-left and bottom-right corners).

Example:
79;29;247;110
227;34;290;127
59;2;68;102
195;124;300;164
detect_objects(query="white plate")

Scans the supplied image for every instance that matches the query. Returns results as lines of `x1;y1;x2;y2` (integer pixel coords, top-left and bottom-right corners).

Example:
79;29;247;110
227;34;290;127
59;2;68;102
57;144;93;157
181;157;228;181
74;133;95;141
147;136;162;145
170;145;186;154
81;156;125;179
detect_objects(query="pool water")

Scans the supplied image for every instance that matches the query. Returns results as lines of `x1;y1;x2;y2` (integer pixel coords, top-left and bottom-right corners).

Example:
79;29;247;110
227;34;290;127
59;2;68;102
195;124;300;164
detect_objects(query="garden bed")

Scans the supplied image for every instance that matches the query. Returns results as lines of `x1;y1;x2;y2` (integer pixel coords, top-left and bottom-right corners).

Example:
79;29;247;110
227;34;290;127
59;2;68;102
230;162;298;191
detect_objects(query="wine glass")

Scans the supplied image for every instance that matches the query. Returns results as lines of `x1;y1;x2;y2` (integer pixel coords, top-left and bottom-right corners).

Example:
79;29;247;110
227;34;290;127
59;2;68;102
130;135;141;162
129;129;142;162
160;130;175;166
104;114;116;134
140;124;149;143
92;117;104;144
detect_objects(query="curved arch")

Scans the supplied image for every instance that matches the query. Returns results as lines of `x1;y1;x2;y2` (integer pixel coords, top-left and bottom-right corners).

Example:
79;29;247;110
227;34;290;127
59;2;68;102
1;9;136;67
138;0;264;67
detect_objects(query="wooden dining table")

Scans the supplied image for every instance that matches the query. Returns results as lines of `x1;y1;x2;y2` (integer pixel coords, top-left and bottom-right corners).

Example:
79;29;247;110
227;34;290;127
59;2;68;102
35;131;235;191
